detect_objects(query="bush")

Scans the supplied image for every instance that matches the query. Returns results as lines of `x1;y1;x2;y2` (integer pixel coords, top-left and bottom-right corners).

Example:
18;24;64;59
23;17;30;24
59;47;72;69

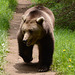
0;0;17;74
53;2;75;30
9;0;17;11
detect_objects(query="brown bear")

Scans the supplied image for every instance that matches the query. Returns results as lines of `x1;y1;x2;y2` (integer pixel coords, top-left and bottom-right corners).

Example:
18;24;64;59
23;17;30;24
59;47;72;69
17;6;55;72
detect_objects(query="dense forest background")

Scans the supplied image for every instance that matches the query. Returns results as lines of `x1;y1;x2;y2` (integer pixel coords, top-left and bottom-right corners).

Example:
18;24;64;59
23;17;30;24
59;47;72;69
33;0;75;30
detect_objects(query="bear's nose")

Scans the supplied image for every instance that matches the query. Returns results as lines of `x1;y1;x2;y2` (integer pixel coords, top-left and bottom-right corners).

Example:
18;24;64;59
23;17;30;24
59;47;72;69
23;32;29;41
23;40;27;43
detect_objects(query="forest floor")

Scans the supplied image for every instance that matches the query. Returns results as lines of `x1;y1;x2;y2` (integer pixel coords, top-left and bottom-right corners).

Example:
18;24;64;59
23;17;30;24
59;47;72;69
5;0;56;75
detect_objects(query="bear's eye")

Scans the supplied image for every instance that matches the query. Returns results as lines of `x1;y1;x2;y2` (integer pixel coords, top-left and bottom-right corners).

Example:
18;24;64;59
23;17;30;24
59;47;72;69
29;30;33;34
23;31;25;34
24;20;26;23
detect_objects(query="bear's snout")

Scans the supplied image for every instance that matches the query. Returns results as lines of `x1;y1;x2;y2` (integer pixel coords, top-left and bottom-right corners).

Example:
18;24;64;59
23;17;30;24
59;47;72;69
23;40;27;43
23;32;30;41
23;32;33;46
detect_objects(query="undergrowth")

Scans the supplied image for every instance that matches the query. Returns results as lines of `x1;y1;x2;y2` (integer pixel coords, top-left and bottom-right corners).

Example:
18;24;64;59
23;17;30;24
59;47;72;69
0;0;17;74
53;27;75;75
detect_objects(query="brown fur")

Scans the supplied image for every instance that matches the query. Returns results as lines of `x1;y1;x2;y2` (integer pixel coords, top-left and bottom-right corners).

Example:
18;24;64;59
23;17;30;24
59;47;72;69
17;6;55;72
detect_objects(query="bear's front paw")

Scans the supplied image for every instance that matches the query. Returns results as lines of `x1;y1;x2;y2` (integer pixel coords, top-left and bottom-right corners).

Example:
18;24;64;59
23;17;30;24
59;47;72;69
23;57;33;63
38;66;49;72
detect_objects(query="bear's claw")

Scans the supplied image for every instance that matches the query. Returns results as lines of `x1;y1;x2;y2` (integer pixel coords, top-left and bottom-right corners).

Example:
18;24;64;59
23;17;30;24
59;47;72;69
38;66;49;72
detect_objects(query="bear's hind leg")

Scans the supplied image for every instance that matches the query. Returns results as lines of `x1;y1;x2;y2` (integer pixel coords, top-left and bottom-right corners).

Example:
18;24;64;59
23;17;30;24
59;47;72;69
38;34;54;72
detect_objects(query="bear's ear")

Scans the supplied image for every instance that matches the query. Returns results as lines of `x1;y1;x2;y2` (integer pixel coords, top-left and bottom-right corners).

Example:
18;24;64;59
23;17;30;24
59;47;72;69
22;15;26;22
36;17;44;25
22;15;25;20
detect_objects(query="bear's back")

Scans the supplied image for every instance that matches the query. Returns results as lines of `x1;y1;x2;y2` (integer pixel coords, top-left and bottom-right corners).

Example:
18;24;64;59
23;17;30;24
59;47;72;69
35;6;55;27
24;6;55;28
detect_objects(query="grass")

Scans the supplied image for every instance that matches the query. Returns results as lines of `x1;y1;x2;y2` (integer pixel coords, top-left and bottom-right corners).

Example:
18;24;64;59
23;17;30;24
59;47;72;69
52;27;75;75
0;0;17;74
0;31;8;75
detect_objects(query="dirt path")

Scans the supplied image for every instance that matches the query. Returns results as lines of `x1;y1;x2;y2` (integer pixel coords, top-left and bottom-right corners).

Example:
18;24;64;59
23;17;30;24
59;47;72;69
5;0;56;75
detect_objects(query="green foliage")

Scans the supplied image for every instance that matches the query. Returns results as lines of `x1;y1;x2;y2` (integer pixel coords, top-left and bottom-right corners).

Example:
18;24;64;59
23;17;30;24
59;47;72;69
32;0;54;3
53;27;75;75
0;31;8;75
9;0;17;11
52;2;75;30
0;0;17;74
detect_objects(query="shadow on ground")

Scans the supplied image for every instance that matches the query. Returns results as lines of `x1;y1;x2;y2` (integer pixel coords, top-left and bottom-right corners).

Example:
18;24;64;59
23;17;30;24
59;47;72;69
14;62;39;73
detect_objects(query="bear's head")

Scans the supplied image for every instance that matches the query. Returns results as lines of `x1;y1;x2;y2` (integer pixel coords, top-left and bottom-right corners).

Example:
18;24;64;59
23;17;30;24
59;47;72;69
21;15;46;46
